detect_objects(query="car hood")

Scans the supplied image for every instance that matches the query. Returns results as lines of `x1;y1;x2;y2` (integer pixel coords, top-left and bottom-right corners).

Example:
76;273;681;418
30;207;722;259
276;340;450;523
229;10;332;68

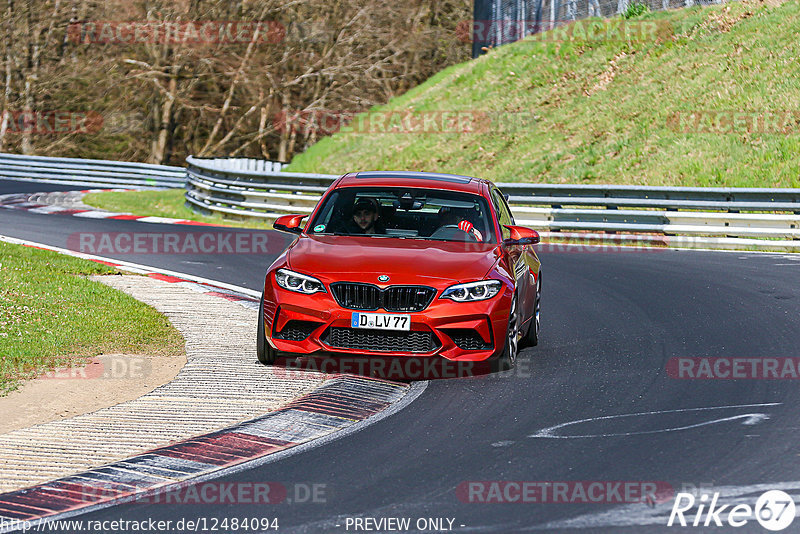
286;235;502;286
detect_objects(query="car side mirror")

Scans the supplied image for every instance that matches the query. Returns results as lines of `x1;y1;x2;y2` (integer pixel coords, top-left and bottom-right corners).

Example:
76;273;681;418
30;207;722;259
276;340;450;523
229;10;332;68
502;225;540;247
273;214;307;234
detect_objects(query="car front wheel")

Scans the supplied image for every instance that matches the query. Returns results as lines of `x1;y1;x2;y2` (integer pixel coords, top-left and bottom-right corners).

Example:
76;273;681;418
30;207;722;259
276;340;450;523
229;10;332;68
494;294;519;372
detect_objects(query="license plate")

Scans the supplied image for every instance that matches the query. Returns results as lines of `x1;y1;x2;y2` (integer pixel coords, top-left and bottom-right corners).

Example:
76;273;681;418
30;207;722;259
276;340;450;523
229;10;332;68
351;312;411;331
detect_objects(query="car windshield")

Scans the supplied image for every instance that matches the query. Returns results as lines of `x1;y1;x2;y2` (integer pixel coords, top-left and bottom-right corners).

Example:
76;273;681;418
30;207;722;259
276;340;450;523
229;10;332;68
307;187;497;243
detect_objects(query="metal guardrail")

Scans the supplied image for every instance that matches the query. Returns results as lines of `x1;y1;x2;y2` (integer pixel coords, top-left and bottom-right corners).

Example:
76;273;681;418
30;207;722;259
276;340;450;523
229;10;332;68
185;156;335;219
0;152;185;189
185;157;800;250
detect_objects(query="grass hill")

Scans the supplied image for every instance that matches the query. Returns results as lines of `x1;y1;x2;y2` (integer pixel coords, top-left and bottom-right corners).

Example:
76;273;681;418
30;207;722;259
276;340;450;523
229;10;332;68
285;0;800;187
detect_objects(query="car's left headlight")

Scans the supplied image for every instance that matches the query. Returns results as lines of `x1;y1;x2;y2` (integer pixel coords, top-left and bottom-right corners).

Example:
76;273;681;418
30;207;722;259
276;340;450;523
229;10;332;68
440;280;502;302
275;268;326;294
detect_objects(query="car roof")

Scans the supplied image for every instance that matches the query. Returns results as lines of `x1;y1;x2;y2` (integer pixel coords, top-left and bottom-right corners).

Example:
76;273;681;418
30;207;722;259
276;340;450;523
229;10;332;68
337;171;491;194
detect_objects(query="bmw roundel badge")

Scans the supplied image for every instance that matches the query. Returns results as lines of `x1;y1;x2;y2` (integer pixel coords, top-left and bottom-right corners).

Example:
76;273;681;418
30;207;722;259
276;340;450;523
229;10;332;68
378;275;390;282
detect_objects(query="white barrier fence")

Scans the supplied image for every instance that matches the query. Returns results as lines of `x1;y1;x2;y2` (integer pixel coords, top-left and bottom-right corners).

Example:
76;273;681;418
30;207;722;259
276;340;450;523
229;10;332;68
0;152;185;189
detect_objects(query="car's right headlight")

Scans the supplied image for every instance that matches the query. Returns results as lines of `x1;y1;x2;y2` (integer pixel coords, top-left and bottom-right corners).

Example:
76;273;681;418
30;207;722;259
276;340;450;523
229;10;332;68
440;280;502;302
275;268;326;294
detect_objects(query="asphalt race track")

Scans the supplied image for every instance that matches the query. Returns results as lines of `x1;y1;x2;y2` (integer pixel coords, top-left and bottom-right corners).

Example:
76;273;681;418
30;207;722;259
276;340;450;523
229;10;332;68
3;179;800;533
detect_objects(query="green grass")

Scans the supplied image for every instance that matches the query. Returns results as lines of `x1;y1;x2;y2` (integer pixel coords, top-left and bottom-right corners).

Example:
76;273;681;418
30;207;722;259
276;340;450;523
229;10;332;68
285;0;800;187
83;189;274;229
0;241;184;395
623;1;651;19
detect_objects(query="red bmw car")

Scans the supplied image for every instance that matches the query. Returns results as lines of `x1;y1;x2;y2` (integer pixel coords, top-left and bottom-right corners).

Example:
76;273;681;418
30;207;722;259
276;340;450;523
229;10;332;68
258;171;541;372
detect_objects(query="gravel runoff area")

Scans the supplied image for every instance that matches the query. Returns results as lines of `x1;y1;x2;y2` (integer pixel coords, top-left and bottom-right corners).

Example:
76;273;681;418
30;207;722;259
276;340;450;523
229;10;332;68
0;275;327;493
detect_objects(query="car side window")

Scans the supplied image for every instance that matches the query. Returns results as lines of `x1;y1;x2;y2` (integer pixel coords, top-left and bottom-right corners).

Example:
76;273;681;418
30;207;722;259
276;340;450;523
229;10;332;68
491;189;514;240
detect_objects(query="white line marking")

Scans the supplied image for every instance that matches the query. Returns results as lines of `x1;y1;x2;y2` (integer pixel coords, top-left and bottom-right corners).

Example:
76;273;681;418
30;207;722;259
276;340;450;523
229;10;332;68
72;211;121;218
529;403;781;439
27;206;65;214
136;216;183;224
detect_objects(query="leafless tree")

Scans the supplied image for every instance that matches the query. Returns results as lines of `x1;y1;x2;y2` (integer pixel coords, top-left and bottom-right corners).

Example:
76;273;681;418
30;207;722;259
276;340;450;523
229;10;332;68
0;0;470;163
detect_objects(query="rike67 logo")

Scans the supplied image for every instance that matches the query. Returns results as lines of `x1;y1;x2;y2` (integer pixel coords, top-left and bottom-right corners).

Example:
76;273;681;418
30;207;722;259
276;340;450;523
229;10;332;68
668;490;796;531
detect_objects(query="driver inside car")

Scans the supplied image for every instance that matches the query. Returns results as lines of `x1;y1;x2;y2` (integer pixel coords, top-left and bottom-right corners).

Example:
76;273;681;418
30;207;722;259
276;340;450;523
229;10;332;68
345;197;385;235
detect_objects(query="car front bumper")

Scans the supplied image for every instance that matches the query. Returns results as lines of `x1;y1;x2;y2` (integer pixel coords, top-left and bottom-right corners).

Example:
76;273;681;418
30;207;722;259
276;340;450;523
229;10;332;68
262;276;512;362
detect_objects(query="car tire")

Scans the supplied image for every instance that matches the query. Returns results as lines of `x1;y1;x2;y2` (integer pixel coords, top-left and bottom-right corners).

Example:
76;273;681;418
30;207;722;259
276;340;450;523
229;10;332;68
523;272;541;347
494;293;519;372
257;297;278;365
